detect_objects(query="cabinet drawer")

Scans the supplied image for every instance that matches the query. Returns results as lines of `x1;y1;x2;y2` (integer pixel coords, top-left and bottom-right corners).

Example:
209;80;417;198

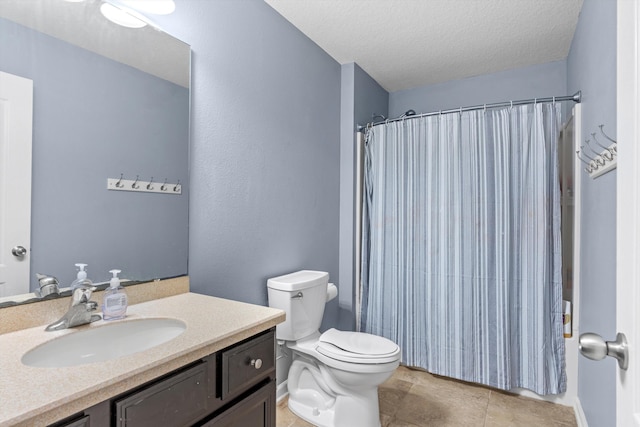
115;361;210;427
201;380;275;427
220;330;275;399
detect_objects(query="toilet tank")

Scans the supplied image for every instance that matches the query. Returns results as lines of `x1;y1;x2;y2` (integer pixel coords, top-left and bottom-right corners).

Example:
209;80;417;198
267;270;329;341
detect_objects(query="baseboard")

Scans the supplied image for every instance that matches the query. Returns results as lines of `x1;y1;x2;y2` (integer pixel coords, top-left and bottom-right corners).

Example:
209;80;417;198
276;379;289;403
574;396;589;427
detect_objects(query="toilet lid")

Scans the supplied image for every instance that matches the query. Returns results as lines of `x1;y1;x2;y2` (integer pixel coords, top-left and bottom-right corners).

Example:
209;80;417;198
316;329;400;364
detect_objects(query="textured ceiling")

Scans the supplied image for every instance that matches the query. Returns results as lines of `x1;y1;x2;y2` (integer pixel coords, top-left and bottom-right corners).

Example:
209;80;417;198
264;0;584;92
0;0;189;87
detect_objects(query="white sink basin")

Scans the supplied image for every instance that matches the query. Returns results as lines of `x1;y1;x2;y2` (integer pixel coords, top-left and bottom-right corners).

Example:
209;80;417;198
22;318;186;368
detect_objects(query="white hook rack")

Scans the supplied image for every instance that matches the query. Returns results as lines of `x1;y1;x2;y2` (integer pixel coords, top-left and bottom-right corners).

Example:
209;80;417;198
576;125;617;179
107;175;182;195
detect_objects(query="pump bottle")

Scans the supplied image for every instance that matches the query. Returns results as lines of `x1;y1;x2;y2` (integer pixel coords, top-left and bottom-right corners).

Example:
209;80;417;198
70;263;91;291
102;269;128;321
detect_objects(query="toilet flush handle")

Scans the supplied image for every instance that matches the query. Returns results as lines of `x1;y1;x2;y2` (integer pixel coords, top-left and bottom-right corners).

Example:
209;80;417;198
291;291;303;300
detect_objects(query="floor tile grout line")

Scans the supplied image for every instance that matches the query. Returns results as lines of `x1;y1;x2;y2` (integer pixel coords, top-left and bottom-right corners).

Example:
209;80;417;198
482;390;492;427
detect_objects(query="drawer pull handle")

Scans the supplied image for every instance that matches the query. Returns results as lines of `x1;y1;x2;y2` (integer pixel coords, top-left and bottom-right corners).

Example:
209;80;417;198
251;358;263;369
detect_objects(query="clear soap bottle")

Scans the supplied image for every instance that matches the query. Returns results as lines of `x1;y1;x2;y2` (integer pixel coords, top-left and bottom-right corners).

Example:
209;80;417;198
70;263;91;291
102;269;128;321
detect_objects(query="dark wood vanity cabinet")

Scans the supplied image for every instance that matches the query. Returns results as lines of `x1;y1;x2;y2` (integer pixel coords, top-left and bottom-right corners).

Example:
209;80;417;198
50;328;276;427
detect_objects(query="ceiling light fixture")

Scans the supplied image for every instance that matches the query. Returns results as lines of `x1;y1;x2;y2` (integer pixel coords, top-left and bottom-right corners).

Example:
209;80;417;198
100;2;147;28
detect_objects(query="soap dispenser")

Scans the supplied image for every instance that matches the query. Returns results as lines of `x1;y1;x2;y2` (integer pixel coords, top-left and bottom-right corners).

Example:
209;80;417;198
70;263;92;291
102;269;128;321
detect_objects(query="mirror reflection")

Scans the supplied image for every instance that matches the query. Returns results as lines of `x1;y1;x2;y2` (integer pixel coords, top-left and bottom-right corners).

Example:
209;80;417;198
0;0;190;302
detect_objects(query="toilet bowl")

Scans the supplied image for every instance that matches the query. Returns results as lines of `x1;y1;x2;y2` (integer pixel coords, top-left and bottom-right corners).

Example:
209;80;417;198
267;270;401;427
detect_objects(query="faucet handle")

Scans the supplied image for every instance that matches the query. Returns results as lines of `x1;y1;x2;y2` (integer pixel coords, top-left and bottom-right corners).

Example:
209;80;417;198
71;285;97;305
86;301;98;311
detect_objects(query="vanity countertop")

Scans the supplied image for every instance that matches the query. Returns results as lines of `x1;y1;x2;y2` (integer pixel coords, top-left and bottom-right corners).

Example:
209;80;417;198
0;292;285;427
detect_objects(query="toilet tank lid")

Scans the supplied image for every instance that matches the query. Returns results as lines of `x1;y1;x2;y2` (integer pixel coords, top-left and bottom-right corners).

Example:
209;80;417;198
267;270;329;291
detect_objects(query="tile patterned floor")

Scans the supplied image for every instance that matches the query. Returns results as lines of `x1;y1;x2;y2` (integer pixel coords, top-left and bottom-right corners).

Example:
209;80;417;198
276;366;577;427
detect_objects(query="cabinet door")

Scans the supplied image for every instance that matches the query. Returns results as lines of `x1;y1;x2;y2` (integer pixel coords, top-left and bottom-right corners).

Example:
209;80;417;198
202;380;275;427
48;415;89;427
115;362;209;427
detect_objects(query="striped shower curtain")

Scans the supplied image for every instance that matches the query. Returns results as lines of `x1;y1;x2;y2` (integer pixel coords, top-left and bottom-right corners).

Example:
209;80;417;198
360;103;566;395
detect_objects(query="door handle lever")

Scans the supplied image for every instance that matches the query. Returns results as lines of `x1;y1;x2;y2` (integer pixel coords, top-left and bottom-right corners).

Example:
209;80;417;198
579;332;628;370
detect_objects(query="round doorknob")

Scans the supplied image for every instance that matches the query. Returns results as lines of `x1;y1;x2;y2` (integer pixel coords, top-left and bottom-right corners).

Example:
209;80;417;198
579;332;628;370
251;358;262;369
11;246;27;257
579;333;607;360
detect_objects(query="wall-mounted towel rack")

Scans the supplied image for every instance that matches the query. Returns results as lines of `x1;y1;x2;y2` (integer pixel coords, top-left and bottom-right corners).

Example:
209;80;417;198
576;124;617;179
107;174;182;195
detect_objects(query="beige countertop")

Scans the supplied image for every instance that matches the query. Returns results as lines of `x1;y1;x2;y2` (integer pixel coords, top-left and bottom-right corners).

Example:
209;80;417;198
0;292;285;427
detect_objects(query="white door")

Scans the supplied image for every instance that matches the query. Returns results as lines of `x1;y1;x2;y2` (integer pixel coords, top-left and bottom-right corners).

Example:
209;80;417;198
617;1;640;425
0;72;33;297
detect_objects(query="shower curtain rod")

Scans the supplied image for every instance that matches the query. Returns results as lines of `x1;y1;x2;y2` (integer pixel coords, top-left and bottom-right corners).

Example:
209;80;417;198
358;90;582;132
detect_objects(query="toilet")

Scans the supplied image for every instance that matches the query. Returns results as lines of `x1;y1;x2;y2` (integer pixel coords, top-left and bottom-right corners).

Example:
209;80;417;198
267;270;401;427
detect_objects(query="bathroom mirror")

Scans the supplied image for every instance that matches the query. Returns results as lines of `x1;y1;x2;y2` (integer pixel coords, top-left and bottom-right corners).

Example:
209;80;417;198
0;0;190;303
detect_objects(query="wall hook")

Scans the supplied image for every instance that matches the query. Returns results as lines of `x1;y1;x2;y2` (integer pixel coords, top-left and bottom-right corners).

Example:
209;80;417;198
581;125;618;179
583;140;607;165
579;146;601;164
583;139;602;158
576;150;593;169
107;176;182;195
590;133;615;159
599;124;617;144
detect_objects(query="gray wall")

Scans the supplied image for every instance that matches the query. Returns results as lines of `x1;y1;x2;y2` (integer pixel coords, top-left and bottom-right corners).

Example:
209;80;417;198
567;0;618;425
153;3;617;417
339;63;389;331
389;60;567;117
154;0;341;309
0;18;189;287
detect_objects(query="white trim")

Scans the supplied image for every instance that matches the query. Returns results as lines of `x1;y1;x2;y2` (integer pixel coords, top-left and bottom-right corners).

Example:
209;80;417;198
276;380;288;403
575;397;589;427
572;104;582;342
354;131;364;332
617;0;640;425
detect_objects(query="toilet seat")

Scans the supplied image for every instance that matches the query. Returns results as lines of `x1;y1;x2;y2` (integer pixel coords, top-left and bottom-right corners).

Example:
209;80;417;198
316;329;400;364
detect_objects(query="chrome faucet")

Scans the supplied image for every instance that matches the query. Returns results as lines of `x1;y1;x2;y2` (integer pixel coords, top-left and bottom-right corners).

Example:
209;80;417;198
45;281;101;331
36;273;60;297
